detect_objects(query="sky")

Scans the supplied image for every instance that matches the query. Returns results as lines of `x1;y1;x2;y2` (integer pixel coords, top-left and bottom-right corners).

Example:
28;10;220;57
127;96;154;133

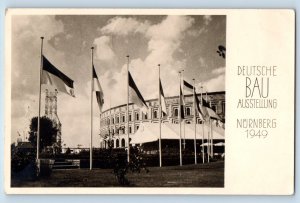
11;15;226;147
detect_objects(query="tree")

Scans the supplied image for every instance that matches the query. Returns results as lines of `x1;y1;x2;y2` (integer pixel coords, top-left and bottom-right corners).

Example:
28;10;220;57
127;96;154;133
28;116;58;152
65;147;71;155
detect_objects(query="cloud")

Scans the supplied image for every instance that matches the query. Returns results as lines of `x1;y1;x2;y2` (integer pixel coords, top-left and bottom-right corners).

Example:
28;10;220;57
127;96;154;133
13;15;64;41
203;74;225;92
187;15;213;37
11;15;66;99
66;33;73;40
145;16;194;63
196;66;226;92
93;36;116;61
203;15;212;26
212;67;225;75
199;57;206;68
98;16;195;109
100;17;150;36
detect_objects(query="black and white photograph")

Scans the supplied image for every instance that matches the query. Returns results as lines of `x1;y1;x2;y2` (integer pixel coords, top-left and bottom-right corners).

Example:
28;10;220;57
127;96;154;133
3;6;297;197
9;11;226;188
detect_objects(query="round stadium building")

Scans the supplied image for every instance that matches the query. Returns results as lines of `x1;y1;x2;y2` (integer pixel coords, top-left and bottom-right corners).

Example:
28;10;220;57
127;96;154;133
99;91;225;150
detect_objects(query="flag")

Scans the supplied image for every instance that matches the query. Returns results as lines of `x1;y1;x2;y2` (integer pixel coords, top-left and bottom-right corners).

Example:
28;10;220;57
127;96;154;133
179;86;185;119
197;96;221;121
200;98;210;120
93;66;104;112
128;72;148;113
194;90;204;120
207;106;221;120
183;80;193;92
41;55;75;97
159;79;167;116
202;98;221;120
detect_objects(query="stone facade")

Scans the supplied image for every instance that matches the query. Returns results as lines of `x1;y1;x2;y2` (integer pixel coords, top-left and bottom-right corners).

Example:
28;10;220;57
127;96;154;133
100;91;225;148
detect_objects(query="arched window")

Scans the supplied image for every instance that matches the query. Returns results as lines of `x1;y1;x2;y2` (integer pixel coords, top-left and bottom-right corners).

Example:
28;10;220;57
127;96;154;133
154;110;158;118
112;118;114;124
121;139;125;147
112;140;115;148
129;126;132;134
116;139;119;148
174;108;178;116
116;117;119;123
136;125;139;130
186;107;191;116
144;113;148;119
129;114;132;121
136;113;139;120
122;115;125;122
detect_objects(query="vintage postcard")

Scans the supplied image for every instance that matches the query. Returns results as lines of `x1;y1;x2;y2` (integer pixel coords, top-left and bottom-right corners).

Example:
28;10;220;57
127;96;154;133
4;9;295;194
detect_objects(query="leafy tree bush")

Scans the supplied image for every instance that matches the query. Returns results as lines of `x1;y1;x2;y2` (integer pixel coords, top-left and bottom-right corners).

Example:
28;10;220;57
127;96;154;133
28;116;58;152
11;145;36;173
11;144;37;182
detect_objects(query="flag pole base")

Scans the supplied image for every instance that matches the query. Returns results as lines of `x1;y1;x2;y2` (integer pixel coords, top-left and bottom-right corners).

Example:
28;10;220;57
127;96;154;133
36;158;41;177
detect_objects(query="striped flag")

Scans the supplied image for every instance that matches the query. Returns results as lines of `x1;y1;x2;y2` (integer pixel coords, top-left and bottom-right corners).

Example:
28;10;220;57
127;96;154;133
92;66;104;112
206;102;221;120
198;96;221;121
201;97;210;120
183;80;193;92
194;90;204;121
41;55;75;97
129;71;148;113
159;79;167;116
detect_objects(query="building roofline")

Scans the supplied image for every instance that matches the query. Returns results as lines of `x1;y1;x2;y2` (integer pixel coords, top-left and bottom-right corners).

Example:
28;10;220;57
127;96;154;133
102;90;225;114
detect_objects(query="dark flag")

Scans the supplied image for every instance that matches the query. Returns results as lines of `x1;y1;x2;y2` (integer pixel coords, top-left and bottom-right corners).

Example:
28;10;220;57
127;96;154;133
183;80;193;92
129;71;148;113
41;55;75;97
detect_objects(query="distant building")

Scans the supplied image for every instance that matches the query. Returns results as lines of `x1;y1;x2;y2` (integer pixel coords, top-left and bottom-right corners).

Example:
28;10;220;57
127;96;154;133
45;89;62;150
100;91;225;148
12;141;35;154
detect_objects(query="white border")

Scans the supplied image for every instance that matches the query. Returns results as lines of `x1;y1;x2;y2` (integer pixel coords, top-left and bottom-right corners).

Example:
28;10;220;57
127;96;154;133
4;8;295;195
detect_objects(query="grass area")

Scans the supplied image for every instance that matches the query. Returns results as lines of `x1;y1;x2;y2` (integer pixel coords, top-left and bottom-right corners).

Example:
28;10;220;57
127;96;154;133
12;161;224;187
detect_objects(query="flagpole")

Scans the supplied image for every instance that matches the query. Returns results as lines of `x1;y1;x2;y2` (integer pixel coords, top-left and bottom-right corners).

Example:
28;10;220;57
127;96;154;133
99;113;101;148
210;99;213;159
158;64;162;167
126;55;130;163
37;36;44;169
201;85;205;163
182;70;185;150
210;117;213;159
179;71;182;166
206;90;209;163
193;79;197;165
90;47;94;170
